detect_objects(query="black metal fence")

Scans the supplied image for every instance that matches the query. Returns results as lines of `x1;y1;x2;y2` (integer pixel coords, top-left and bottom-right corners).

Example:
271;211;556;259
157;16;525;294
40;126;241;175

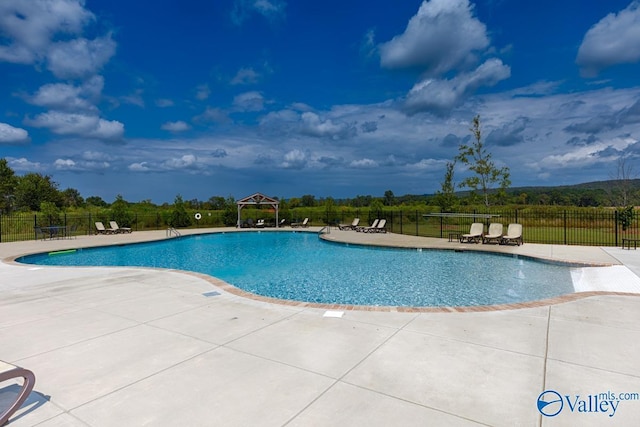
0;211;228;243
1;208;638;247
327;208;637;247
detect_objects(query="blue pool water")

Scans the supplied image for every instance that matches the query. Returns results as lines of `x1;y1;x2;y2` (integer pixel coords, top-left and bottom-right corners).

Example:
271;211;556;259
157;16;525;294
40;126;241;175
19;232;576;307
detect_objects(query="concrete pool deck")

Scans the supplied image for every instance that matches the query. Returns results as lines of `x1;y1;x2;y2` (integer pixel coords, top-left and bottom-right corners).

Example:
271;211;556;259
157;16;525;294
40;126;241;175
2;228;640;426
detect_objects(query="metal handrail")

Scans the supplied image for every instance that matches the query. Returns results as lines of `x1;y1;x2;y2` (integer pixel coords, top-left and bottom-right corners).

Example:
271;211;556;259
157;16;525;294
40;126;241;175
166;227;181;237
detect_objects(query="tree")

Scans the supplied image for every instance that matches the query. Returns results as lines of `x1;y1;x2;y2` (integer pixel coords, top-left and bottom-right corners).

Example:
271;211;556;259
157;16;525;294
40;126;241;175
38;201;61;226
86;196;109;207
0;158;18;213
619;205;635;231
300;194;316;207
61;188;85;208
369;198;383;216
222;195;237;226
609;156;637;207
207;196;227;210
383;190;396;206
169;195;192;227
14;173;61;211
435;160;457;211
110;195;133;227
456;115;511;206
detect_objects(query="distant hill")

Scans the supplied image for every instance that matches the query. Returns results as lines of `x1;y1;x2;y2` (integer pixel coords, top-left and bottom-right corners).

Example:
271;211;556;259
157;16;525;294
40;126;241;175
412;179;640;207
507;179;640;193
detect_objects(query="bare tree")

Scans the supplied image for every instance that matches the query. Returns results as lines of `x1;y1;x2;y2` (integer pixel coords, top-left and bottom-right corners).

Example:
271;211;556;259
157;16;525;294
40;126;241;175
456;115;511;207
609;156;637;207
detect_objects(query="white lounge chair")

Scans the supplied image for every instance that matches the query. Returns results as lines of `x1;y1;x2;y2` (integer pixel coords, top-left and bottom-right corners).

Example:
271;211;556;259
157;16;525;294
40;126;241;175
501;223;523;246
95;221;115;234
367;218;387;233
255;219;265;228
460;222;484;243
291;218;309;228
110;221;132;233
482;223;503;244
338;218;360;230
357;219;379;232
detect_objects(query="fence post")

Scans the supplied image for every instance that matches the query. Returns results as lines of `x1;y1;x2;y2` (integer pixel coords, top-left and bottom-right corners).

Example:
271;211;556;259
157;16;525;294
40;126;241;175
564;210;567;245
615;210;619;247
416;210;419;236
0;213;2;243
399;210;403;235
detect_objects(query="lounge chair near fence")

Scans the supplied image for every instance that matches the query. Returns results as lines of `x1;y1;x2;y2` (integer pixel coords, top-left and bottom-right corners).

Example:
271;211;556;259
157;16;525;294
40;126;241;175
95;221;115;234
110;221;132;233
460;222;484;243
255;219;265;228
366;218;387;233
0;360;36;425
357;219;379;232
500;223;523;246
482;223;503;244
291;218;309;228
338;218;360;230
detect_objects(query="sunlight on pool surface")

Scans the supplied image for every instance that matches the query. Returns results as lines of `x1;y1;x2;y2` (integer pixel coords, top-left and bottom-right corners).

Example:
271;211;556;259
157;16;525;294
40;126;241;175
19;232;575;307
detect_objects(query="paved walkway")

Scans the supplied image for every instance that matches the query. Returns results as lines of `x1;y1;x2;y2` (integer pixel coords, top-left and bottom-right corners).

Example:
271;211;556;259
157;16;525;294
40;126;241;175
2;229;640;426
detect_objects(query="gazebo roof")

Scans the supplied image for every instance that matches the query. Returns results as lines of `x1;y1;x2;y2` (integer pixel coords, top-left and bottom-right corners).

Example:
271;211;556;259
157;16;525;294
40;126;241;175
236;193;280;228
236;192;279;206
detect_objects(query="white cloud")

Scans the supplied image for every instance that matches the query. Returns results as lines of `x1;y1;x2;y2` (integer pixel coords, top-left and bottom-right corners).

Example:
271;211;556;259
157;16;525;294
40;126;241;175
532;136;637;169
7;157;41;171
300;112;357;139
0;0;93;64
82;151;113;161
163;154;199;170
28;76;103;112
26;111;124;140
155;98;174;107
233;91;264;112
46;34;116;79
407;158;445;171
231;67;260;85
54;159;76;169
0;122;30;144
161;121;191;132
194;107;230;124
231;0;286;25
195;84;210;100
350;158;378;168
379;0;489;76
404;59;511;115
129;162;150;172
54;158;110;171
577;1;640;77
361;29;377;58
120;89;145;107
281;149;307;169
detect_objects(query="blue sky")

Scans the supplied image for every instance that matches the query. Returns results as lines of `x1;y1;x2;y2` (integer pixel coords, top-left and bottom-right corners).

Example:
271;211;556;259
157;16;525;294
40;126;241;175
2;0;640;203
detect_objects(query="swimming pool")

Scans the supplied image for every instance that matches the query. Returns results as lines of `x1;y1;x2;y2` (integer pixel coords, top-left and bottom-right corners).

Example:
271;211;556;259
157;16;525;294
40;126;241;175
19;231;576;307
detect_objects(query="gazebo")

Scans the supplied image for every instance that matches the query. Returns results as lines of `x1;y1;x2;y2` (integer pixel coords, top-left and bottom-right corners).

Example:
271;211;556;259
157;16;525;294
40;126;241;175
236;192;280;228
